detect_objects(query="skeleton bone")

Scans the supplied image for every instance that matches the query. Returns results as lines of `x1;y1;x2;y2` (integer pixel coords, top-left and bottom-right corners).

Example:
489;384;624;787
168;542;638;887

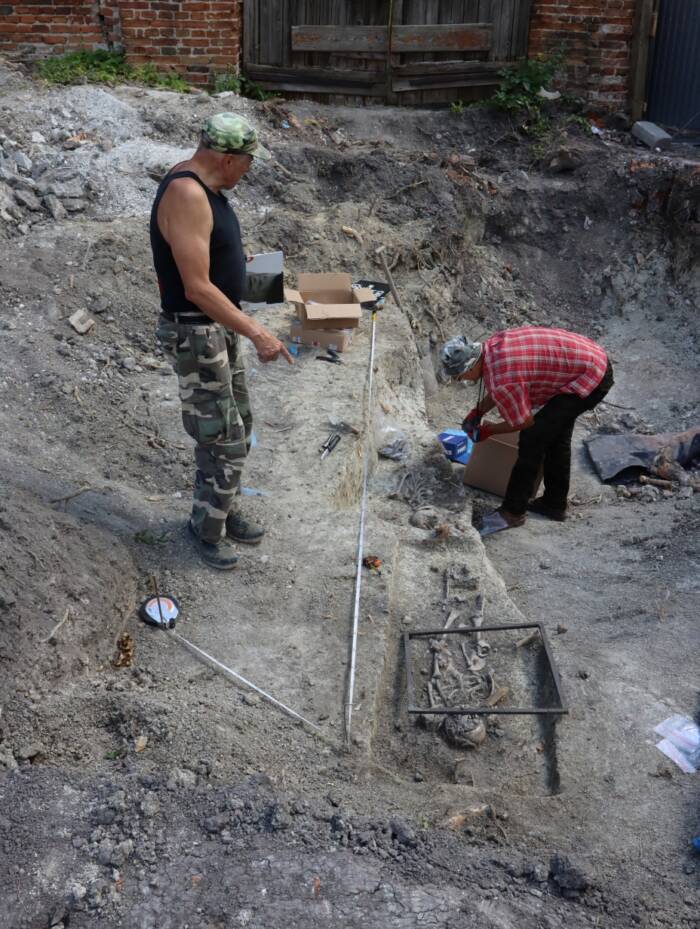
434;678;450;706
427;680;439;707
429;637;449;679
422;680;442;731
443;609;461;630
441;714;487;749
468;594;491;657
460;639;486;672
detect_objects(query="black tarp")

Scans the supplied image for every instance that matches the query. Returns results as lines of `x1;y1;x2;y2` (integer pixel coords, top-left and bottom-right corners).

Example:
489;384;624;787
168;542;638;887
585;427;700;482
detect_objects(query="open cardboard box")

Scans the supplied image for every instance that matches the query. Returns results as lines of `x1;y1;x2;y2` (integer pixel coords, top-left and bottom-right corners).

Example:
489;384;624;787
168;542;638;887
463;430;542;497
284;272;375;330
289;319;354;352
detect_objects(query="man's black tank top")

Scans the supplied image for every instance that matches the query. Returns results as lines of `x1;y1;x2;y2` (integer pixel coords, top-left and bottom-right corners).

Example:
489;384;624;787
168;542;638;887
149;170;245;320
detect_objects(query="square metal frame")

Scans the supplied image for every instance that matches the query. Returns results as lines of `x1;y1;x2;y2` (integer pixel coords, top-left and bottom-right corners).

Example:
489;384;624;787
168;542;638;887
404;622;568;716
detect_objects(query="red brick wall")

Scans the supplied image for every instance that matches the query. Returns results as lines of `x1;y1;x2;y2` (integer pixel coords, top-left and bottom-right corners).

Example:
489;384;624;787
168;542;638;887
0;2;105;58
115;1;241;84
529;0;637;109
0;0;242;86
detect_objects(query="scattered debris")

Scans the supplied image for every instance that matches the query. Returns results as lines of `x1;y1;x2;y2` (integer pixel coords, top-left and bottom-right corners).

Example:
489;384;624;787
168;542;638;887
442;804;493;829
632;121;672;151
341;225;364;245
654;715;700;773
548;147;582;174
16;742;43;762
50;484;97;509
113;632;135;668
68;308;96;334
549;854;590;893
134;529;170;546
42;607;71;645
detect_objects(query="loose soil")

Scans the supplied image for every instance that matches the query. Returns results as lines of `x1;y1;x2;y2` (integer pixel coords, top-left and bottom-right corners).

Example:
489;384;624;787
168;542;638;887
0;59;698;928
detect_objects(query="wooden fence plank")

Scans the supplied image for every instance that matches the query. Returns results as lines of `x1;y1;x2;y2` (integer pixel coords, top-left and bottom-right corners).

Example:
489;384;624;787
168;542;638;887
291;16;495;55
243;0;254;69
392;61;504;91
386;0;403;104
255;80;388;95
491;0;515;60
246;65;385;85
392;24;492;52
393;76;499;91
629;0;654;121
512;0;532;58
291;25;388;52
393;59;504;76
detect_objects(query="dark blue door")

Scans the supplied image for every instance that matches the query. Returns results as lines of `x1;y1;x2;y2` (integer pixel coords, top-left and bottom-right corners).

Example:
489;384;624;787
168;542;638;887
647;0;700;130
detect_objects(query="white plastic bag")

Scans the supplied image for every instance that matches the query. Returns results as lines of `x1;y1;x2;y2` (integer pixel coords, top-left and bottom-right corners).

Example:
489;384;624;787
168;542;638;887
375;420;410;461
654;715;700;773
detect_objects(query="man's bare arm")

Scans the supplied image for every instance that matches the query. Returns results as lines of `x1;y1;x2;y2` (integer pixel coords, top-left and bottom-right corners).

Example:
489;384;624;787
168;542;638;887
158;178;292;363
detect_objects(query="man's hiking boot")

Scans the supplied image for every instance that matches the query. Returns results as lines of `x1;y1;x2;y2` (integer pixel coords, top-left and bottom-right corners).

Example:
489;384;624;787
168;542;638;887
226;512;265;545
528;497;567;522
187;521;239;570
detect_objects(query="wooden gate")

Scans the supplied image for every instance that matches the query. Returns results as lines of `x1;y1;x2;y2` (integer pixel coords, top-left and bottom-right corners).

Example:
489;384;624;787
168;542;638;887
243;1;532;105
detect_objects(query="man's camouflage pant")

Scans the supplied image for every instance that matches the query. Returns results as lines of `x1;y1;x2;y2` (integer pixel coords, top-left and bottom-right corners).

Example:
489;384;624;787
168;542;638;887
156;316;252;544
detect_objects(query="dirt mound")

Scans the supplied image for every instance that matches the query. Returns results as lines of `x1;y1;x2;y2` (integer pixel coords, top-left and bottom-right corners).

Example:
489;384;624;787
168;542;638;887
0;480;137;768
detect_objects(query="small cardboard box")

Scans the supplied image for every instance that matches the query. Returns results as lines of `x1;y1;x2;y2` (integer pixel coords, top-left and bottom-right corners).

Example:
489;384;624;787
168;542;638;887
284;272;375;330
462;430;542;497
289;319;354;353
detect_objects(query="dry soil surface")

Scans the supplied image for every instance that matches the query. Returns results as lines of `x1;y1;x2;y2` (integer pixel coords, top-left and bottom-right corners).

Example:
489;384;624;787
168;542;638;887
0;59;699;929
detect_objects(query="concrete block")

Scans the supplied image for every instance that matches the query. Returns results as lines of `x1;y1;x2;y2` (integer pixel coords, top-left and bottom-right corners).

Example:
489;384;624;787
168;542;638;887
632;121;672;150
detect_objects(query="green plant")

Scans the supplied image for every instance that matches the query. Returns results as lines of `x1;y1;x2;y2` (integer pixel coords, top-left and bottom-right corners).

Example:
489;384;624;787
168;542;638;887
212;71;242;94
564;113;592;132
488;53;563;114
212;70;272;101
134;529;170;546
37;49;188;92
131;62;188;92
449;99;465;116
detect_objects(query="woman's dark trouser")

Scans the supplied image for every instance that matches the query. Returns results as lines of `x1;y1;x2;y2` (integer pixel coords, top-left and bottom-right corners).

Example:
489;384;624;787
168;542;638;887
503;362;614;516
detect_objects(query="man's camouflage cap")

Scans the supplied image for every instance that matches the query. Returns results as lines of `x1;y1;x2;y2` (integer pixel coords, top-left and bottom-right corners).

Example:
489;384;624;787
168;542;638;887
201;112;271;160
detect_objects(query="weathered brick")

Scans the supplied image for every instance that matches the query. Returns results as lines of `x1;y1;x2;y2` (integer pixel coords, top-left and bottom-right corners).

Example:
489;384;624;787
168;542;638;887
529;0;635;109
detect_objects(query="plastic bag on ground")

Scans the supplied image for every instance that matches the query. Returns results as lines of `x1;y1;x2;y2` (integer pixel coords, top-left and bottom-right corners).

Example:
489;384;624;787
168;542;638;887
375;420;410;461
654;715;700;773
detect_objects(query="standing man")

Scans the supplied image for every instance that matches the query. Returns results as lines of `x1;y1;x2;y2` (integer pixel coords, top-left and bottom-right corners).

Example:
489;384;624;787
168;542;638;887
150;113;292;569
441;326;613;537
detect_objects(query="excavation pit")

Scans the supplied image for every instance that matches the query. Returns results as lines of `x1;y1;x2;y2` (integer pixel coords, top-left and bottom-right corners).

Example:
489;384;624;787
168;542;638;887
404;623;568;717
